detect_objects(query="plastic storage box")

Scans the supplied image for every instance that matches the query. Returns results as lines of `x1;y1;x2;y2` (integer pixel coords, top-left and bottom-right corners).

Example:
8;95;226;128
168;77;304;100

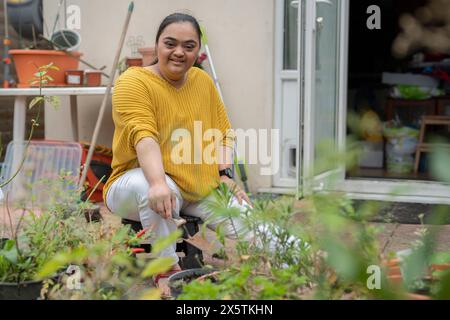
0;140;82;207
358;141;384;168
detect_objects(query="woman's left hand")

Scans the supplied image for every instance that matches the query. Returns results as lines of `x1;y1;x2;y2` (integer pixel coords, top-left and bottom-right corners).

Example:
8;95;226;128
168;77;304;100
219;176;252;206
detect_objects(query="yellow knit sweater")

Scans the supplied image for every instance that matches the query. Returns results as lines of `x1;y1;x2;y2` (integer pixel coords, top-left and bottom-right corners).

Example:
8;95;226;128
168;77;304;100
103;66;235;204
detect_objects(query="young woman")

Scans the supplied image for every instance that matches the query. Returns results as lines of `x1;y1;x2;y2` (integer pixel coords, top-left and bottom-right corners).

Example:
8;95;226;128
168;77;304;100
103;13;252;296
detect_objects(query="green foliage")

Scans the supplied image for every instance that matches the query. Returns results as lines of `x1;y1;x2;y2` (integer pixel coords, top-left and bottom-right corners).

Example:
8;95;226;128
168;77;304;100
39;228;177;300
176;133;450;300
28;63;61;110
0;197;96;283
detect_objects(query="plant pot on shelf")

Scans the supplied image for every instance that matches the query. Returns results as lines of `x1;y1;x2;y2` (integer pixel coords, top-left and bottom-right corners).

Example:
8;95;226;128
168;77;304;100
65;69;84;86
9;49;82;87
85;70;102;86
126;57;143;68
138;47;156;66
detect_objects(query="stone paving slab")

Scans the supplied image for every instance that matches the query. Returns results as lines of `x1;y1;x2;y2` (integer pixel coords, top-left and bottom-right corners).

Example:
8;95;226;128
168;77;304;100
384;224;450;253
369;222;399;254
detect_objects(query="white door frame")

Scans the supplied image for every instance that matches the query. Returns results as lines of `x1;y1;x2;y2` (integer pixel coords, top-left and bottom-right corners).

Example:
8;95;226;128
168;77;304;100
297;0;348;197
273;0;299;188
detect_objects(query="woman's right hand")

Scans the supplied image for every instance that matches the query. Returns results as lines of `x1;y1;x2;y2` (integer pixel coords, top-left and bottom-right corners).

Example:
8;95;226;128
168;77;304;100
148;182;177;219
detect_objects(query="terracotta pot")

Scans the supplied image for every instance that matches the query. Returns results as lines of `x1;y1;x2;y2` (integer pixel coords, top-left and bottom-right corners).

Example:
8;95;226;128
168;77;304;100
65;70;84;86
9;49;82;87
387;266;402;277
85;70;102;86
138;47;156;66
430;263;450;272
126;57;143;68
405;292;432;300
384;259;450;299
383;258;401;268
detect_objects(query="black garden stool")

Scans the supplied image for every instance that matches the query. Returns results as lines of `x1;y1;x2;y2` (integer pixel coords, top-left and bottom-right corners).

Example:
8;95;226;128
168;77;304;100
122;213;204;269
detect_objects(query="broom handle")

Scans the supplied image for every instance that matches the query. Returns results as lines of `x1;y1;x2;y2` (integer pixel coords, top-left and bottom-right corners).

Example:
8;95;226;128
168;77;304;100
78;2;134;189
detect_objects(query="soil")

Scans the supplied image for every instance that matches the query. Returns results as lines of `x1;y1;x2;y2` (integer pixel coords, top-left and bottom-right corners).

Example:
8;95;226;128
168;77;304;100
353;201;450;225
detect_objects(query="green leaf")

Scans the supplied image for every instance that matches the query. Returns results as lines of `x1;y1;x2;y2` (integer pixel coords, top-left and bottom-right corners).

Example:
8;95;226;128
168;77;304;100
112;226;130;243
0;240;18;264
36;253;69;279
436;270;450;299
151;230;182;255
111;253;132;268
37;247;87;279
139;288;161;300
322;237;361;281
431;252;450;265
29;96;44;109
141;257;174;277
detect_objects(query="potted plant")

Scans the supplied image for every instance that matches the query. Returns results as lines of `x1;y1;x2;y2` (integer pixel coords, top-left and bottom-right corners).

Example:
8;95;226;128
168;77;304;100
0;64;73;299
384;254;450;300
0;200;91;299
7;10;82;88
37;225;181;300
9;50;82;87
168;267;217;299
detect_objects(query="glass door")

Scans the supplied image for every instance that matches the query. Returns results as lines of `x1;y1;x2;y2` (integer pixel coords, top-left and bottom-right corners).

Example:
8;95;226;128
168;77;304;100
297;0;450;204
297;0;348;197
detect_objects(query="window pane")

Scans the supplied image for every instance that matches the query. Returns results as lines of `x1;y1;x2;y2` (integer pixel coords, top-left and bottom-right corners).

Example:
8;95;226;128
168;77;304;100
283;0;298;70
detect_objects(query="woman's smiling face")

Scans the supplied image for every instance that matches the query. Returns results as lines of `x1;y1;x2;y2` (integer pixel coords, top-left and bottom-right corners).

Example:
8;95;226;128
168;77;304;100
156;22;200;81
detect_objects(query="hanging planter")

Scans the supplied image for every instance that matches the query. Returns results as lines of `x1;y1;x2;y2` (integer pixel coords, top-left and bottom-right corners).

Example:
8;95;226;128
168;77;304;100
9;49;82;87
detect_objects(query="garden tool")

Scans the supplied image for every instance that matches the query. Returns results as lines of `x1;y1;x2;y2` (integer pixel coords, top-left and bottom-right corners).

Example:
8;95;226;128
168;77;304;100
201;26;250;194
79;2;134;190
39;35;109;78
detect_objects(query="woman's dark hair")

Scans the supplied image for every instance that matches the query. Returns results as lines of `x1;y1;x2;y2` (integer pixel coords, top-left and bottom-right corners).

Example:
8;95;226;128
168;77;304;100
151;13;202;65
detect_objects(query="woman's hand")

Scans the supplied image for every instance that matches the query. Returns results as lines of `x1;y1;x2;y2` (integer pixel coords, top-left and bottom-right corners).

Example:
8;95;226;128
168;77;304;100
219;176;252;206
148;182;177;219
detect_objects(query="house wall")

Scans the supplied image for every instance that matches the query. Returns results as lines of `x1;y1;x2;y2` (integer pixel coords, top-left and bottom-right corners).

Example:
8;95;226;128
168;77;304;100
43;0;276;192
0;1;45;162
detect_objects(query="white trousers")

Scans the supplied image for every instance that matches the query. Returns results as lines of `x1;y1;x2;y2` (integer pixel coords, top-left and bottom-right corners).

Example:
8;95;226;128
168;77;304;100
106;168;251;264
